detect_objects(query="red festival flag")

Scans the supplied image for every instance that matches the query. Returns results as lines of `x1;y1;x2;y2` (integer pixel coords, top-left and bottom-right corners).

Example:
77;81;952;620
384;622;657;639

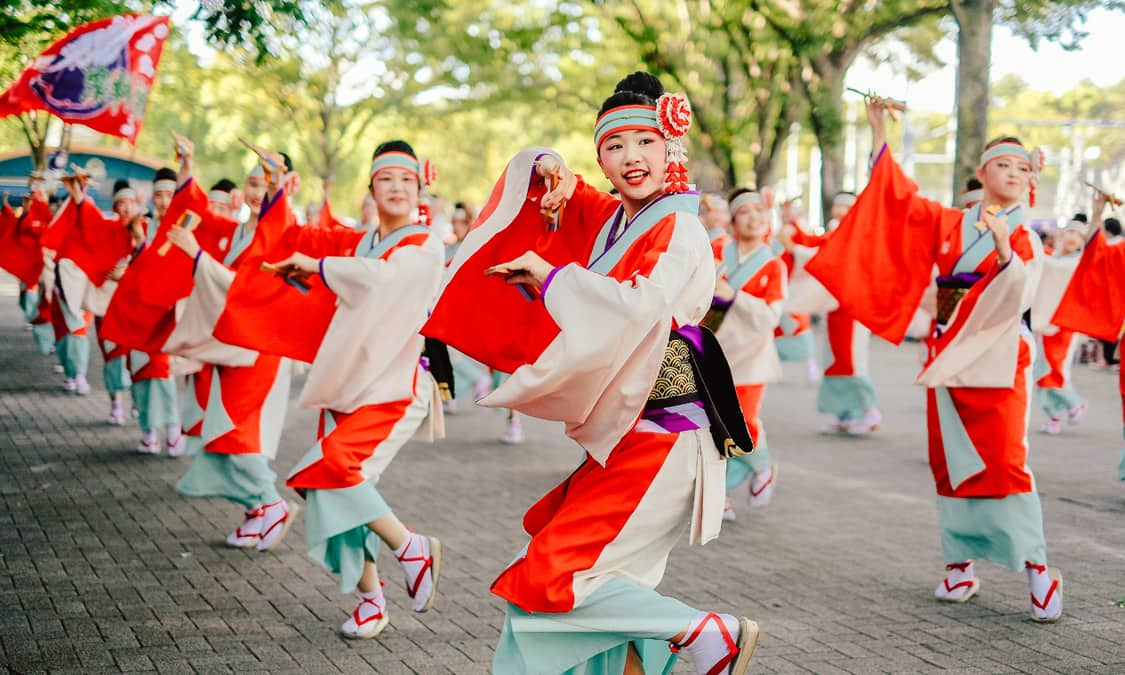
0;13;170;143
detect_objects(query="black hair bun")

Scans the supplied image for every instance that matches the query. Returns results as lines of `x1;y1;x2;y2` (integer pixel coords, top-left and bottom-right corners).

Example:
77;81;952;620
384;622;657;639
153;167;178;182
372;140;416;160
598;71;666;118
615;72;664;100
112;178;131;192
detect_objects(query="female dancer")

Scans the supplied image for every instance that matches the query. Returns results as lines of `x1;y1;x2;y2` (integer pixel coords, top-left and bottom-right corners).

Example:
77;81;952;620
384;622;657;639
1052;190;1125;480
47;176;135;399
166;139;295;552
806;98;1061;621
255;140;445;638
426;72;757;674
710;188;786;520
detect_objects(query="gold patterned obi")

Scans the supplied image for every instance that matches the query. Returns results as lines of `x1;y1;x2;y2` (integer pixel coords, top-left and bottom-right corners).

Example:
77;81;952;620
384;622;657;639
647;336;699;404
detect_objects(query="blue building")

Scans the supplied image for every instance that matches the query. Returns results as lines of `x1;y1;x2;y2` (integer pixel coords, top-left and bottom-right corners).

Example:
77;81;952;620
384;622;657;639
0;144;165;211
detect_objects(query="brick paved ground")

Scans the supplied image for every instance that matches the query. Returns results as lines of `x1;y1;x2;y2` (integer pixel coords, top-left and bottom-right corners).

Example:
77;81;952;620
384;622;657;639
2;273;1124;674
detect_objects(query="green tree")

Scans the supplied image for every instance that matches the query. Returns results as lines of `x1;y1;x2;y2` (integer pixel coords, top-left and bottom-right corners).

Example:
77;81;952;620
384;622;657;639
950;0;1125;196
746;0;949;218
597;1;803;190
0;0;331;171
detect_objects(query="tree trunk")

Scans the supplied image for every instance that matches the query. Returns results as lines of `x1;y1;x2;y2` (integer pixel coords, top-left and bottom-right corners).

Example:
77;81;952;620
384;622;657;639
951;0;995;197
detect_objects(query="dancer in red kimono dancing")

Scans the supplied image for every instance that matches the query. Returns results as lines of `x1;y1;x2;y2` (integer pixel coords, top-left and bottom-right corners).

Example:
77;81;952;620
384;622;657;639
426;72;757;675
806;97;1061;621
1;174;54;356
215;140;446;639
125;168;185;455
778;193;883;432
180;178;238;460
162;138;296;552
1052;190;1125;481
708;188;786;522
44;174;135;399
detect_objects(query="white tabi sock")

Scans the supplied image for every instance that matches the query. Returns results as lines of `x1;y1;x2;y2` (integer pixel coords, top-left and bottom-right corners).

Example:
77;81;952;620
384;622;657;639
166;426;186;457
935;560;978;602
1026;562;1062;621
393;533;435;612
676;611;741;675
341;583;388;637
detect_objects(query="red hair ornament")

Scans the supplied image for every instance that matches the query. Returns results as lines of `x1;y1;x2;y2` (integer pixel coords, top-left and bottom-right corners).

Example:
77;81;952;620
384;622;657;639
417;158;437;226
657;93;692;194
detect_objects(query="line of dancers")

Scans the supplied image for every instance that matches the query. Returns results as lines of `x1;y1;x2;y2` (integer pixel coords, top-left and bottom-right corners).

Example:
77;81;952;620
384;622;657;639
4;69;1125;674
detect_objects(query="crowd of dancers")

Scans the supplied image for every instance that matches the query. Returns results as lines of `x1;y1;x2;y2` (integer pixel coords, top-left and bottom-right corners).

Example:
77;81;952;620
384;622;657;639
2;69;1124;675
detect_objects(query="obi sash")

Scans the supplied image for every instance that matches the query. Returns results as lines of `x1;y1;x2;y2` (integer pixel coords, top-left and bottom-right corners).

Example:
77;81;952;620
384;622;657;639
645;328;754;459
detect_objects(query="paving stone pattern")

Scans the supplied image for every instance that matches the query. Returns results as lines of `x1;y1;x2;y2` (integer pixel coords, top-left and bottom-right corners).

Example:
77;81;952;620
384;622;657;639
1;278;1124;674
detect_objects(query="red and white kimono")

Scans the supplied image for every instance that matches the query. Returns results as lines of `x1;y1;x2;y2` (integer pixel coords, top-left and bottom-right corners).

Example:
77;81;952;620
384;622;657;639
771;221;817;363
101;178;240;455
806;147;1048;570
784;226;880;422
1052;229;1125;479
712;241;785;488
155;183;292;508
40;197;132;381
1;197;55;355
213;216;445;591
426;149;731;672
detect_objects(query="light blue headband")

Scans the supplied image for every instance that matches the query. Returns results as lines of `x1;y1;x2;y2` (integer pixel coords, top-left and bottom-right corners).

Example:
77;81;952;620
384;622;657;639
594;105;660;149
980;142;1033;167
729;192;763;215
370;151;420;179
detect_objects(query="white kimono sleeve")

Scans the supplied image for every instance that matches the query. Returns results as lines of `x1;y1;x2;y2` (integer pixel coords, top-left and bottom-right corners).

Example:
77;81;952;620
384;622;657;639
717;290;784;385
299;236;445;413
162;252;257;367
481;218;714;465
785;244;838;314
1030;254;1079;335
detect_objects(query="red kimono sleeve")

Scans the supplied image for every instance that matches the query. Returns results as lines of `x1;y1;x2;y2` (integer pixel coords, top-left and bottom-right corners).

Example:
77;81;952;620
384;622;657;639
1052;231;1125;342
790;226;826;248
0;205;43;285
211;191;359;363
56;199;133;284
102;179;216;352
38;198;74;252
804;148;954;344
423;169;619;374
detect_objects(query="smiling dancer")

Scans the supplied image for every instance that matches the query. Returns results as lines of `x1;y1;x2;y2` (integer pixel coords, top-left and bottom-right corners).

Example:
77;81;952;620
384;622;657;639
807;98;1060;622
219;140;446;638
709;188;786;521
426;71;757;675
